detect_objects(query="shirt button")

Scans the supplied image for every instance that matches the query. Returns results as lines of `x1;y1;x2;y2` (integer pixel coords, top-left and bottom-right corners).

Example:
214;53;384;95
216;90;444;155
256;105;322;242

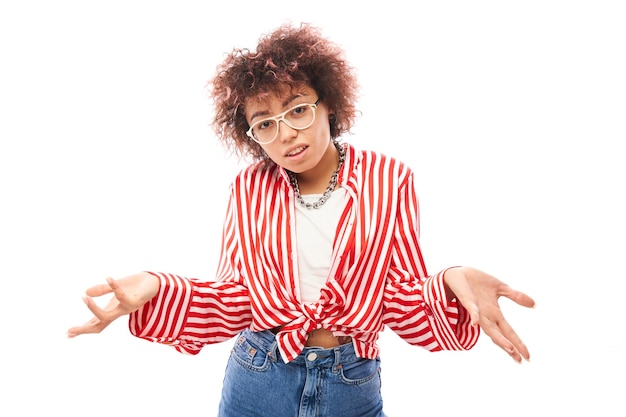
307;352;318;361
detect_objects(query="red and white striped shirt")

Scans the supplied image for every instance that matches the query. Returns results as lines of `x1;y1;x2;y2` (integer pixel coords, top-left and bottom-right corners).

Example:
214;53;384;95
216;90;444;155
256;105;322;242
129;143;479;362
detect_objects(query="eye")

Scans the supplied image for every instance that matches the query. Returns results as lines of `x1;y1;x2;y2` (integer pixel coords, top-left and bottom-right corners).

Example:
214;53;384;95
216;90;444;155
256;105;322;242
257;119;275;131
290;104;310;118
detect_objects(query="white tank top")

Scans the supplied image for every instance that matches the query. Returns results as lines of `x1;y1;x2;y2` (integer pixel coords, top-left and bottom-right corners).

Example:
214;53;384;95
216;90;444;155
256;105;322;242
295;188;346;303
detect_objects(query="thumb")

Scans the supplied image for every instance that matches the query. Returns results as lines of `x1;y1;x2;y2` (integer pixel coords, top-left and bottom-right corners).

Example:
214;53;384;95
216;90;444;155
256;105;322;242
444;269;480;326
457;296;480;327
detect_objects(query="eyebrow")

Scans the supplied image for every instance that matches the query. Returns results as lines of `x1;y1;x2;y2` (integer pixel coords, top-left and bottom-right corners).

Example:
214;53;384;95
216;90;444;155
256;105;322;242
249;94;305;122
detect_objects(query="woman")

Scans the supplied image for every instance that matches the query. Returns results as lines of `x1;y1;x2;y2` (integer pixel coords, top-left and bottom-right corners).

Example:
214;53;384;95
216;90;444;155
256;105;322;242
68;23;535;417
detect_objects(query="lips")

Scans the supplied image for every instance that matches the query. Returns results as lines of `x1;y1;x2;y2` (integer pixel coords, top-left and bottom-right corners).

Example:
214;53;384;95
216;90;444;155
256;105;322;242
285;145;308;157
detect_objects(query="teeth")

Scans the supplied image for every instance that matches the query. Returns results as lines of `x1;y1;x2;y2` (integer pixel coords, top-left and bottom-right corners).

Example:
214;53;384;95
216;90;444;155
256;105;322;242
287;146;306;156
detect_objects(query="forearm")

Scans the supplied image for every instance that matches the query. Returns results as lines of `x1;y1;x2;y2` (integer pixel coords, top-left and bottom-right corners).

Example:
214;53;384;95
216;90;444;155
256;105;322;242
129;272;252;354
383;269;480;351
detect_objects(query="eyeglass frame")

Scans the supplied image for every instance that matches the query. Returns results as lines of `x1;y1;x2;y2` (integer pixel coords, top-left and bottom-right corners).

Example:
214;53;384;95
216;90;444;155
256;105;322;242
246;98;321;144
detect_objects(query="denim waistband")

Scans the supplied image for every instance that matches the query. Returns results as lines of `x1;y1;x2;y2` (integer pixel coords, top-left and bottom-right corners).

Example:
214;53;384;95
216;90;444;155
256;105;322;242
240;328;359;368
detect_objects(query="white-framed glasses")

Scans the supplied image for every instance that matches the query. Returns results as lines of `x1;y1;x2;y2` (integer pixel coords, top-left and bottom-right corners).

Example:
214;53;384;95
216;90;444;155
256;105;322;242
246;98;320;144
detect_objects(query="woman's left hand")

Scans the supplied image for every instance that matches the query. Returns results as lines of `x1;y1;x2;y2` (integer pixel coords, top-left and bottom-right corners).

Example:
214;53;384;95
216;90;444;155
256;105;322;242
443;266;536;363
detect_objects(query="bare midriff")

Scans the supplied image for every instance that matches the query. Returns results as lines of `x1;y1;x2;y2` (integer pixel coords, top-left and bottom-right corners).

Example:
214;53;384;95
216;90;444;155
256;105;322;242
271;326;351;348
305;328;351;348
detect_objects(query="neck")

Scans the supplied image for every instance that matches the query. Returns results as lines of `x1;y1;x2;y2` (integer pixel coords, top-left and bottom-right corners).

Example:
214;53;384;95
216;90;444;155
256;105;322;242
294;141;341;195
289;141;345;209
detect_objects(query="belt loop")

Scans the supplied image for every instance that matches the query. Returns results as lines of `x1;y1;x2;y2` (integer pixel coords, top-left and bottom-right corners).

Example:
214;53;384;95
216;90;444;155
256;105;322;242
332;346;343;373
268;340;279;363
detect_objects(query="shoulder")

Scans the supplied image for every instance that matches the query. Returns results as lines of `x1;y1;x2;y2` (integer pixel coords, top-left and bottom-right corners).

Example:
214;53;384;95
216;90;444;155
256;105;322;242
345;143;413;179
231;160;283;191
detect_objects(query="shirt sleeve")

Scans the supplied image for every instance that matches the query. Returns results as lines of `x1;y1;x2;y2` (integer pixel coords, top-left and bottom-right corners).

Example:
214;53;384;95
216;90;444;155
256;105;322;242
381;170;479;351
128;188;252;355
383;268;479;350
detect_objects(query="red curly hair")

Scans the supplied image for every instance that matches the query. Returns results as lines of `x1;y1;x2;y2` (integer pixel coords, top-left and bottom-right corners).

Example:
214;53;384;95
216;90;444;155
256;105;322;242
209;22;360;162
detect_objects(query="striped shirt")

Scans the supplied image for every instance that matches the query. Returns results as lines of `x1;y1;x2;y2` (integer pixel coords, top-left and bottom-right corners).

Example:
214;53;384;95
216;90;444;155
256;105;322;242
129;143;480;362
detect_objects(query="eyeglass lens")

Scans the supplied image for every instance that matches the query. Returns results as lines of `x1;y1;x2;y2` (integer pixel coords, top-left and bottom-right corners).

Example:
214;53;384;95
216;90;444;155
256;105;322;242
251;104;316;143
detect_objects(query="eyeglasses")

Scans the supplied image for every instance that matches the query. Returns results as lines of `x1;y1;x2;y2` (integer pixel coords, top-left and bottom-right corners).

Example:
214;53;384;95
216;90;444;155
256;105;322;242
246;98;320;144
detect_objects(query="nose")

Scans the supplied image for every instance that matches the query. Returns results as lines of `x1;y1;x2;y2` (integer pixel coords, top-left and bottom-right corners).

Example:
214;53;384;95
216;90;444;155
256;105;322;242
277;119;297;142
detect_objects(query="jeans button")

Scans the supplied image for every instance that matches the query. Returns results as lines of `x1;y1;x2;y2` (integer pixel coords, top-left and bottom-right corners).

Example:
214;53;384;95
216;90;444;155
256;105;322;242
307;352;318;361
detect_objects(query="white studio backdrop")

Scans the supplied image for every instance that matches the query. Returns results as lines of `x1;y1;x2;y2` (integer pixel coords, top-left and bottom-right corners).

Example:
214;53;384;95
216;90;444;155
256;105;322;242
1;1;624;416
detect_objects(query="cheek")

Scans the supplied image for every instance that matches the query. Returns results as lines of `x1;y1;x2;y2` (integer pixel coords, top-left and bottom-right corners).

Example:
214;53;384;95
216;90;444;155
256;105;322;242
313;118;332;140
259;143;282;160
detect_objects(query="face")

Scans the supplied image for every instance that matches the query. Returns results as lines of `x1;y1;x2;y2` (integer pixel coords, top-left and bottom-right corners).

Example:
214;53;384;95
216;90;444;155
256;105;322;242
244;85;333;175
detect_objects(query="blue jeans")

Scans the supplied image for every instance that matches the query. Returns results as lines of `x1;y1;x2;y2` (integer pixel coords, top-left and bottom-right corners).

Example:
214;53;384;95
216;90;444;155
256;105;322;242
218;328;386;417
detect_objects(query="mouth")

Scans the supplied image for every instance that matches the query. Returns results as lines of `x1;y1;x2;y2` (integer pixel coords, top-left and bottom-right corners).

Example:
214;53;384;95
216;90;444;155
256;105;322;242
285;145;308;157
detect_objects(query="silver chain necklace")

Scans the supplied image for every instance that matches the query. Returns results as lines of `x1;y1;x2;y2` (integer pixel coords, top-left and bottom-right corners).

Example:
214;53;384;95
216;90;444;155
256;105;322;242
288;141;345;209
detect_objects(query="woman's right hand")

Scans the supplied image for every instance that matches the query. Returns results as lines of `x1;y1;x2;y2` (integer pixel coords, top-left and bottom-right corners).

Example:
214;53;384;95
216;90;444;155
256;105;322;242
67;272;159;338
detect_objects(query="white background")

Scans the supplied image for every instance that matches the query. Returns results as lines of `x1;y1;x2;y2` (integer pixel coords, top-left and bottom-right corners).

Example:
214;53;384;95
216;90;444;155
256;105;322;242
1;1;624;416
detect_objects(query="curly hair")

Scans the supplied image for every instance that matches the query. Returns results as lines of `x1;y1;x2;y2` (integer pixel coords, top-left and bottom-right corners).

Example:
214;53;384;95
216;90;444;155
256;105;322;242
209;22;360;162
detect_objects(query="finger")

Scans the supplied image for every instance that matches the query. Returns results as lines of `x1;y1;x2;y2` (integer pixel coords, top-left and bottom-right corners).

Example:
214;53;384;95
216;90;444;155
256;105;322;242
480;307;531;363
81;294;124;323
500;286;536;309
479;317;525;363
495;314;531;361
81;295;106;318
67;317;109;337
84;277;116;297
105;277;136;310
67;289;120;338
85;278;132;316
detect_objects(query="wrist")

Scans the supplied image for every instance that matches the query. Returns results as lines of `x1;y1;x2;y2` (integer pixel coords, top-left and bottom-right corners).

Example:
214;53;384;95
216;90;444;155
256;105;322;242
443;266;465;302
